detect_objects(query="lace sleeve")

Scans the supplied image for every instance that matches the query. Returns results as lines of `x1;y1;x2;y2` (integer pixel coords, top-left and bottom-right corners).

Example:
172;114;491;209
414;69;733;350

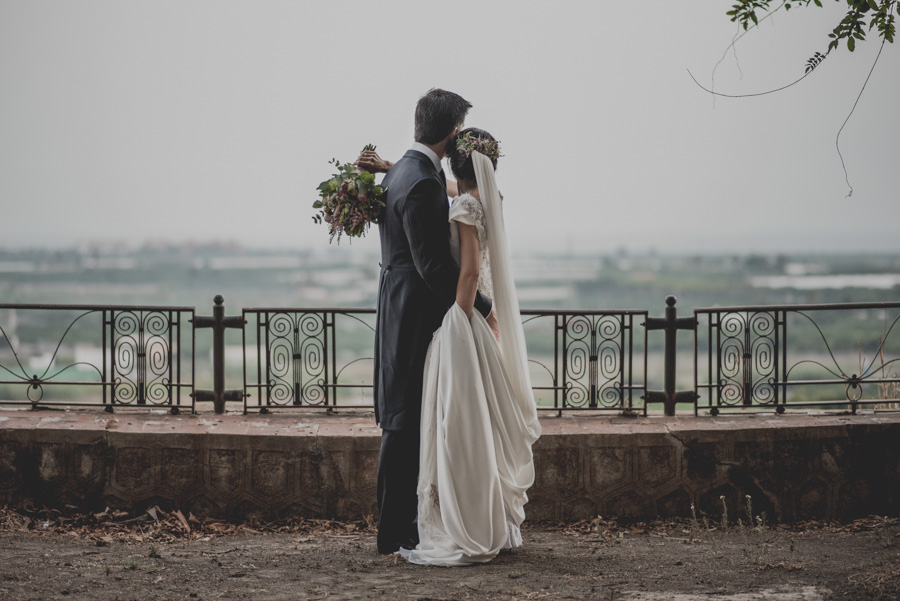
449;194;487;249
449;194;492;299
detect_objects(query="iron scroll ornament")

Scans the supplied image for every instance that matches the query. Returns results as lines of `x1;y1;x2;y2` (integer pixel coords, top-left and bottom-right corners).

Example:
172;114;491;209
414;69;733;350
716;311;778;407
112;311;174;405
563;314;625;408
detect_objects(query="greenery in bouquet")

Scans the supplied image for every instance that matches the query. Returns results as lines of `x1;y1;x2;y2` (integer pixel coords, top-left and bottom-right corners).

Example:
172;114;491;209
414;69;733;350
313;144;386;243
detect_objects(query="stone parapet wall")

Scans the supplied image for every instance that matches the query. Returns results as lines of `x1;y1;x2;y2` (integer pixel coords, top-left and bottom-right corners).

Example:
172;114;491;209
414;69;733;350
0;411;897;522
530;415;900;522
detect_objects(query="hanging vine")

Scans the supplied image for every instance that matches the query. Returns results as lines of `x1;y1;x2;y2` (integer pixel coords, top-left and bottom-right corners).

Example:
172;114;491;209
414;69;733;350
691;0;897;196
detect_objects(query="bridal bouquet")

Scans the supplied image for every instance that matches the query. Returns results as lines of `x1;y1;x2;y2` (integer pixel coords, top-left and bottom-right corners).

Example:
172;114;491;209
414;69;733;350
313;144;386;243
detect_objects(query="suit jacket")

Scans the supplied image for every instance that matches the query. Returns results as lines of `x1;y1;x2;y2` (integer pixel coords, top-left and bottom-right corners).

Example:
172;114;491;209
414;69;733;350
373;149;492;431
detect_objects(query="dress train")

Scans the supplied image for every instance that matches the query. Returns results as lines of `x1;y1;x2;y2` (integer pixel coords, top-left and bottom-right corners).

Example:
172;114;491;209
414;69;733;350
398;303;537;566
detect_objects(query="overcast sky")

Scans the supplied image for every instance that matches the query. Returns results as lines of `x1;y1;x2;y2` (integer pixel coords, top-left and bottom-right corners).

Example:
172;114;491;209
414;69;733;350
1;1;898;255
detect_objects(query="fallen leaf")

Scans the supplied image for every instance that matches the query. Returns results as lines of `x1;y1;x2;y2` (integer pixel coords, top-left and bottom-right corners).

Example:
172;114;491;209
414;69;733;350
174;510;191;533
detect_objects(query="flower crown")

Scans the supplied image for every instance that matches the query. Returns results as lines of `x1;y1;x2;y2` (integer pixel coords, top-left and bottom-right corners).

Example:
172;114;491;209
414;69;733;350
455;131;502;164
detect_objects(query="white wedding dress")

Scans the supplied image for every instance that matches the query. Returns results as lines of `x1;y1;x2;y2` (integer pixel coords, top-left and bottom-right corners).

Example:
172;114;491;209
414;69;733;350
398;153;542;567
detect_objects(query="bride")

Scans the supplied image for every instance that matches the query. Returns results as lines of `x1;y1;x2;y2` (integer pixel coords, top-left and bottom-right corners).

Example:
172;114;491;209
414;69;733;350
397;128;542;566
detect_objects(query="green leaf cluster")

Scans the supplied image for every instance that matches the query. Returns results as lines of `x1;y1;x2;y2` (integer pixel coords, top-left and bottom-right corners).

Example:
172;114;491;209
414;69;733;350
727;0;896;73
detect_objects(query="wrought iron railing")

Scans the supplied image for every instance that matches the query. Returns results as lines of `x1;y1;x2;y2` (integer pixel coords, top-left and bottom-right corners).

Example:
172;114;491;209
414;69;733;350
242;308;376;412
522;309;646;414
0;304;195;412
240;307;647;415
694;302;900;415
2;297;898;417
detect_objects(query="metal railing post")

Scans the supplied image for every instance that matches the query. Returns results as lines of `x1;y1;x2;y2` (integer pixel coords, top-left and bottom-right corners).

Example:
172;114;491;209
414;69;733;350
192;295;245;414
645;295;698;416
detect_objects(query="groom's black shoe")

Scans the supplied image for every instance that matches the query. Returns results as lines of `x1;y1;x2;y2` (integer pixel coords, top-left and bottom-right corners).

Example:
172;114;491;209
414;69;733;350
377;536;419;555
376;544;398;555
400;535;419;550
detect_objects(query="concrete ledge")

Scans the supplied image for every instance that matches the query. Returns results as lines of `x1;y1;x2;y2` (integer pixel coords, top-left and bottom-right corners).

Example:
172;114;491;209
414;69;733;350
1;410;898;522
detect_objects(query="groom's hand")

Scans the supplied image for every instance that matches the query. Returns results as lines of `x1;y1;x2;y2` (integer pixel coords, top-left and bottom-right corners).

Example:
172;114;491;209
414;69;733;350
356;150;393;173
487;309;500;340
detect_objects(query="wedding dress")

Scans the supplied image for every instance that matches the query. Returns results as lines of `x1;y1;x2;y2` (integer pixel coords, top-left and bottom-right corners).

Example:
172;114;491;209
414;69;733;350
398;152;542;567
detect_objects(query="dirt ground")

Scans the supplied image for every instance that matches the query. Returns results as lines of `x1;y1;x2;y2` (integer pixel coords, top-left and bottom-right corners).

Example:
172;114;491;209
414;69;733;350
0;509;898;601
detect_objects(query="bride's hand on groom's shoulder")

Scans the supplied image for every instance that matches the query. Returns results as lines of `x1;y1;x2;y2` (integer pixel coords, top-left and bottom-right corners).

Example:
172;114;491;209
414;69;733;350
487;309;500;341
355;150;393;173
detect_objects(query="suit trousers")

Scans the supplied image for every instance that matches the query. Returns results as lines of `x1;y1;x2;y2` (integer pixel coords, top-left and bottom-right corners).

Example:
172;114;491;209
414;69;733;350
376;428;421;553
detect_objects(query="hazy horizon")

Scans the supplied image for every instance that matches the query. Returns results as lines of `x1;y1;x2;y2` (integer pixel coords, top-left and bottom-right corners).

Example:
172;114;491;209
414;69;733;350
2;236;899;259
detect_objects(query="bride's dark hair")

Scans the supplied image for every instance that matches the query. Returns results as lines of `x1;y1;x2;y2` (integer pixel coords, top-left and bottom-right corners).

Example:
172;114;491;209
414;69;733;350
449;128;499;183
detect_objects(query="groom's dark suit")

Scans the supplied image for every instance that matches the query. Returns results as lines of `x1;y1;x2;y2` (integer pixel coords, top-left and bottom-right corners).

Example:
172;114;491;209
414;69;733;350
374;148;491;553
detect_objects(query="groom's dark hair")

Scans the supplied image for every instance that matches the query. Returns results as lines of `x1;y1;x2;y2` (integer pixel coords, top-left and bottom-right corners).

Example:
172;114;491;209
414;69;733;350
414;89;472;145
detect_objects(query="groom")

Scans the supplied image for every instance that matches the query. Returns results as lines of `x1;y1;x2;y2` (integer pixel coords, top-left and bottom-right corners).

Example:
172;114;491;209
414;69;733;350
373;89;494;554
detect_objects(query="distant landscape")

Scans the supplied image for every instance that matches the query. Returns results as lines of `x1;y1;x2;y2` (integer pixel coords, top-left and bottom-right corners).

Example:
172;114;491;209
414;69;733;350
1;243;898;410
1;242;898;311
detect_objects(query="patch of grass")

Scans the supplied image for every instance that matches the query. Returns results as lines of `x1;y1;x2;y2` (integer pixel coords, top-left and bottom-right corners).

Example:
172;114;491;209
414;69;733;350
742;537;770;565
148;545;160;558
740;495;774;566
123;557;139;571
875;516;897;548
745;495;754;529
689;503;702;543
720;495;729;533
